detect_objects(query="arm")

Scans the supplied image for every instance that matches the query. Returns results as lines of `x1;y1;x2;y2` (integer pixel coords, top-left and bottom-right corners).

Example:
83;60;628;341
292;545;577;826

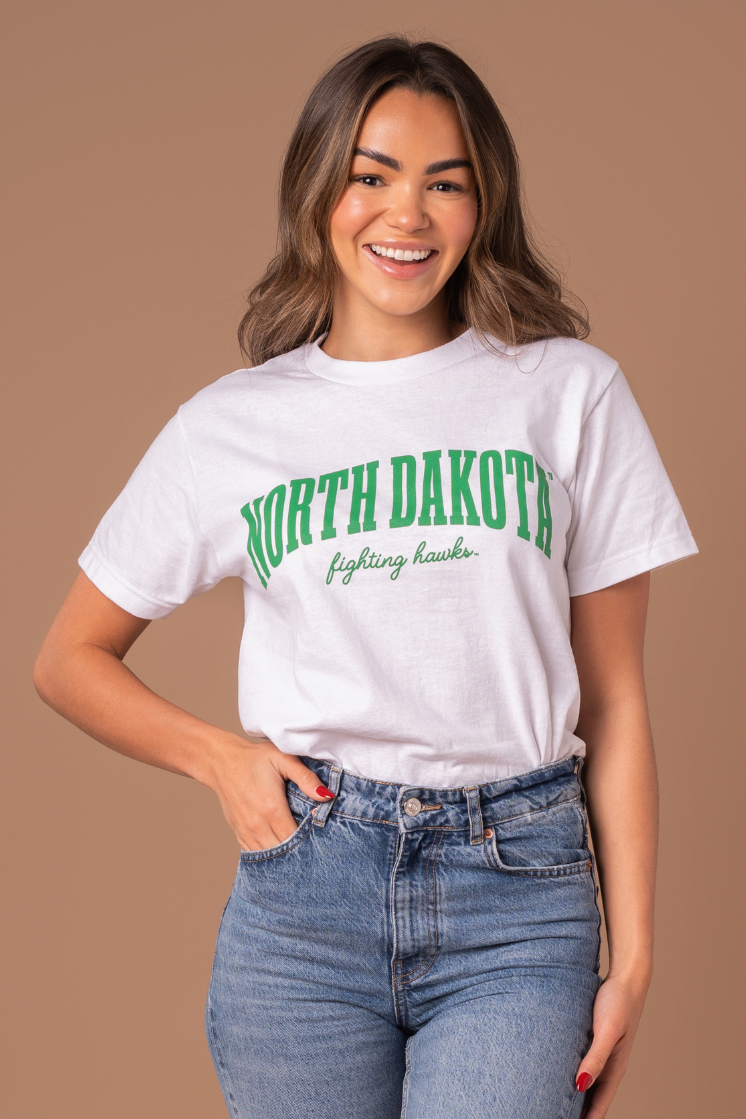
34;572;335;849
570;571;656;1118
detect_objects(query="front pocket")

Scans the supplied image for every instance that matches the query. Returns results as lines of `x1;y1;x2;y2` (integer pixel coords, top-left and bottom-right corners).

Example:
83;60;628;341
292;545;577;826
239;806;315;864
485;797;592;877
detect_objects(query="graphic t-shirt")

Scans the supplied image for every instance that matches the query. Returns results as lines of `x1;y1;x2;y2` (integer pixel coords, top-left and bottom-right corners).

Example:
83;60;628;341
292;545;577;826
79;331;697;786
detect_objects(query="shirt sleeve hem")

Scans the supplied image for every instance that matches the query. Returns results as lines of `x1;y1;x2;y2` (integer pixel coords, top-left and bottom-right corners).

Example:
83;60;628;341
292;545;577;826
567;533;699;597
78;546;178;620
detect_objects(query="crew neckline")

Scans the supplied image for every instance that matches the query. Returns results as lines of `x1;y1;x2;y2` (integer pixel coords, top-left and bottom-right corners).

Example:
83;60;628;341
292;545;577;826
304;328;485;386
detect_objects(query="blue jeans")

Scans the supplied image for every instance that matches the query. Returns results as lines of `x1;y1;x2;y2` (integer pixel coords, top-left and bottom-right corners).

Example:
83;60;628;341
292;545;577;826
206;755;601;1118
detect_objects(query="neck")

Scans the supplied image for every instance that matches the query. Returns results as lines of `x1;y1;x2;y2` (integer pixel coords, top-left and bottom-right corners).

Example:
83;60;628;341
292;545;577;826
322;289;461;362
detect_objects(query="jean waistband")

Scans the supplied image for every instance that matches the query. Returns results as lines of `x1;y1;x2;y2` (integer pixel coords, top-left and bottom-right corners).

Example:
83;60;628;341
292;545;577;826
295;755;584;845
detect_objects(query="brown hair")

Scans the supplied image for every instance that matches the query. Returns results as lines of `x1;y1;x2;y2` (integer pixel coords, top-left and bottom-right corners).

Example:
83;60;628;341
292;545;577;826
239;37;589;365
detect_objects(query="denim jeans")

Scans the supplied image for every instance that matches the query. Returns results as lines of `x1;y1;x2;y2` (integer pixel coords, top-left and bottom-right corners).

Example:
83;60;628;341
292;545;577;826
206;755;601;1119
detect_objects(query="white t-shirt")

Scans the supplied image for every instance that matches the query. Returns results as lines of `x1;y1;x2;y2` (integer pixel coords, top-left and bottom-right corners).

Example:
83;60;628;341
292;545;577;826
80;330;697;787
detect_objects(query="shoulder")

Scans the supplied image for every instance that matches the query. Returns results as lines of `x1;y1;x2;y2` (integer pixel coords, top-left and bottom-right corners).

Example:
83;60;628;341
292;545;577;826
481;335;622;419
175;343;316;427
496;335;619;384
532;336;618;378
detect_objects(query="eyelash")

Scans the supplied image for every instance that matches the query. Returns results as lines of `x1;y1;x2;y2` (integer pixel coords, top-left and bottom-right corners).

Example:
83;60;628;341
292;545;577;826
351;175;464;193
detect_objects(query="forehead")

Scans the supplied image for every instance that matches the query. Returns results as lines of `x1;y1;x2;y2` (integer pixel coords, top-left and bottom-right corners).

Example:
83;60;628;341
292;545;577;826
356;88;468;158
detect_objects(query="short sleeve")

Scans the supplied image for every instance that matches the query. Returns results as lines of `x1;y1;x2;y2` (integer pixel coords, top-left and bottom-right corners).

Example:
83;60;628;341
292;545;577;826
78;412;224;618
566;367;697;596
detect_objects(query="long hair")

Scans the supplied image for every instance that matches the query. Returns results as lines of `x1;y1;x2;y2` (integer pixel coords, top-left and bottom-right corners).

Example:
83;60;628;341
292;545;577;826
239;37;589;365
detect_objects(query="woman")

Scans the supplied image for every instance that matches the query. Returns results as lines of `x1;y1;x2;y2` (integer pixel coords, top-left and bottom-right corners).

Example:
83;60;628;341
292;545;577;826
35;37;697;1119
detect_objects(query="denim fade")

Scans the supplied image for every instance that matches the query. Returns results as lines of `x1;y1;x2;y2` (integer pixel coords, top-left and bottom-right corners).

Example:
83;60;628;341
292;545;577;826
206;755;602;1119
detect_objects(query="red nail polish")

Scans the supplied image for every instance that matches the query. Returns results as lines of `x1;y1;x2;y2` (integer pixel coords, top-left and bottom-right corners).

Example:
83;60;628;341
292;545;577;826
576;1072;593;1093
316;785;335;799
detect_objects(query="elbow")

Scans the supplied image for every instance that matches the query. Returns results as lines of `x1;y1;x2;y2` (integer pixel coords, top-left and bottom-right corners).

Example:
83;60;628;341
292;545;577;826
33;651;51;704
33;642;59;707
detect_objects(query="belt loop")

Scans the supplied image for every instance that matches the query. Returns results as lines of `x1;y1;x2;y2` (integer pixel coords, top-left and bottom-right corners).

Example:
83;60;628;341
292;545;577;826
312;766;342;828
465;786;484;845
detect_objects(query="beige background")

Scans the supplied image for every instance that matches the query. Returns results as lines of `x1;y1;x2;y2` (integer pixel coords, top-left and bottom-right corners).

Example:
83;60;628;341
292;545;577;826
2;1;743;1115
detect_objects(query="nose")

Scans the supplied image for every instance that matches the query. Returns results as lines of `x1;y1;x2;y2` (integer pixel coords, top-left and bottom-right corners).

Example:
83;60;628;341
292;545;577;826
384;184;429;234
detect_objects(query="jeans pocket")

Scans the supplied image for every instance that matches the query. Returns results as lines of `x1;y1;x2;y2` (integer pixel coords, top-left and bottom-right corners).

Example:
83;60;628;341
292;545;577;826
239;802;316;864
485;796;593;877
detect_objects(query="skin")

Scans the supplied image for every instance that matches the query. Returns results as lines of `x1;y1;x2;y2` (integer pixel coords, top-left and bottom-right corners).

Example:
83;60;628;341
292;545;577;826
325;87;478;360
570;572;655;1118
35;89;654;1119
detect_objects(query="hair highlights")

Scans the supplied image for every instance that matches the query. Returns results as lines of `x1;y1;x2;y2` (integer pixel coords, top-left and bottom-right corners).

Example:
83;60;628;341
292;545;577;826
239;37;589;365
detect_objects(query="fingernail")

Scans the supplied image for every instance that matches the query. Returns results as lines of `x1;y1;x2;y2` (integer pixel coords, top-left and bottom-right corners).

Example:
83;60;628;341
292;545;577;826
576;1072;593;1093
316;785;335;799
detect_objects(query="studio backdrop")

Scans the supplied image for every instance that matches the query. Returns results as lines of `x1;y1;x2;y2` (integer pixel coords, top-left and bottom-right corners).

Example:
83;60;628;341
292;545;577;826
2;2;743;1117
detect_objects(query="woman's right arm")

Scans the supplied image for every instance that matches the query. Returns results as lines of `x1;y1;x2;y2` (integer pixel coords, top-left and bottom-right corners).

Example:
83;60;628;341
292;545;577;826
34;572;334;849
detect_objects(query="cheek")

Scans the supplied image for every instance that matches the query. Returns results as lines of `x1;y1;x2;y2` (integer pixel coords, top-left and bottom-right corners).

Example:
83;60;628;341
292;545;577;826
330;189;376;253
442;199;479;255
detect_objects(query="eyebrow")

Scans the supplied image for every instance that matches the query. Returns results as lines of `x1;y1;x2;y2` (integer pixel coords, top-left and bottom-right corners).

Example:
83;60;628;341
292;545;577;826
353;148;472;176
353;147;402;171
424;158;472;174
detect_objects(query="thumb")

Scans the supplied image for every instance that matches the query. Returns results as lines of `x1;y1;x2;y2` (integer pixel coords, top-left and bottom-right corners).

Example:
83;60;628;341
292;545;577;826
575;1021;619;1094
278;753;336;802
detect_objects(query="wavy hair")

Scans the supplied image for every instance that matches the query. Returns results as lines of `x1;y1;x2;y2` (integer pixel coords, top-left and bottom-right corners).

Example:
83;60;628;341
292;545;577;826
239;37;589;365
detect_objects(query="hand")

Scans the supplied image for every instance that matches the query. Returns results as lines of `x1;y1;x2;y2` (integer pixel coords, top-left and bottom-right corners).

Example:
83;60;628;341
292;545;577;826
577;972;651;1118
205;734;335;851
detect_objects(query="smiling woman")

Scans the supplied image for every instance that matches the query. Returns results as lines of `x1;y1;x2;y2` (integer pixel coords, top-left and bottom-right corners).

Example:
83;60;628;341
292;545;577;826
326;89;478;357
35;33;697;1119
240;38;588;365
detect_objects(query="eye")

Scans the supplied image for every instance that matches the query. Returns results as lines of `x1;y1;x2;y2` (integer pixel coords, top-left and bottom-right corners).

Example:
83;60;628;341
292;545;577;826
352;174;384;187
430;181;463;193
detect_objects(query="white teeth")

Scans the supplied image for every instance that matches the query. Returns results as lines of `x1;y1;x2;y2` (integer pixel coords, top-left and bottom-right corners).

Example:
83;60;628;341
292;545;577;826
369;244;432;260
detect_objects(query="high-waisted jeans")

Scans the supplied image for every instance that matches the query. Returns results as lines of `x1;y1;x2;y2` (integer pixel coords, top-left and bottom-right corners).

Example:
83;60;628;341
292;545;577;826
206;755;602;1119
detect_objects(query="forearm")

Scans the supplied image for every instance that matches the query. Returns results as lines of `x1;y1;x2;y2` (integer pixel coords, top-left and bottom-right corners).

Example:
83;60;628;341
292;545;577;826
34;638;238;789
579;692;658;987
35;574;334;852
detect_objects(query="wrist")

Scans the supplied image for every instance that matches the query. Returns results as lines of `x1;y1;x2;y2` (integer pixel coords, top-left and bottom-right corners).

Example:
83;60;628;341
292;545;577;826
606;958;653;995
193;729;258;790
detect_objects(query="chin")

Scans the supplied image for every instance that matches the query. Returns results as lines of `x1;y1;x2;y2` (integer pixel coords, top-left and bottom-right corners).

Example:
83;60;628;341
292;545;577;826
365;289;434;318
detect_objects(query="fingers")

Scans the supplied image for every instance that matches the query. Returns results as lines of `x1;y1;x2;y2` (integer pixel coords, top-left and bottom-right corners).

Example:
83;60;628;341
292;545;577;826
233;794;289;851
576;978;637;1118
576;1024;620;1097
577;1062;622;1119
278;752;336;802
583;1074;623;1119
211;738;335;852
236;810;291;852
237;754;335;850
580;1050;629;1119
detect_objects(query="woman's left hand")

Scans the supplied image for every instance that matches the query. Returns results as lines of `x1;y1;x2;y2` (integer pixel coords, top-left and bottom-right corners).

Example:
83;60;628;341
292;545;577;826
577;972;651;1118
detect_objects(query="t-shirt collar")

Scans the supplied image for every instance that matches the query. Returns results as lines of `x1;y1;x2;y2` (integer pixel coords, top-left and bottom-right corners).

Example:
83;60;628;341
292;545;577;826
304;328;482;386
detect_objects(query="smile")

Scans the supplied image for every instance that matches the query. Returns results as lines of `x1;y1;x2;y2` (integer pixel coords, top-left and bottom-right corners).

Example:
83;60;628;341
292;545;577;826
369;244;433;260
362;243;439;278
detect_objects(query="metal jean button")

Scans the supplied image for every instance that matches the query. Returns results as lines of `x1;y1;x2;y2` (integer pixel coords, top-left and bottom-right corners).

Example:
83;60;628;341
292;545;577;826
403;797;422;817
